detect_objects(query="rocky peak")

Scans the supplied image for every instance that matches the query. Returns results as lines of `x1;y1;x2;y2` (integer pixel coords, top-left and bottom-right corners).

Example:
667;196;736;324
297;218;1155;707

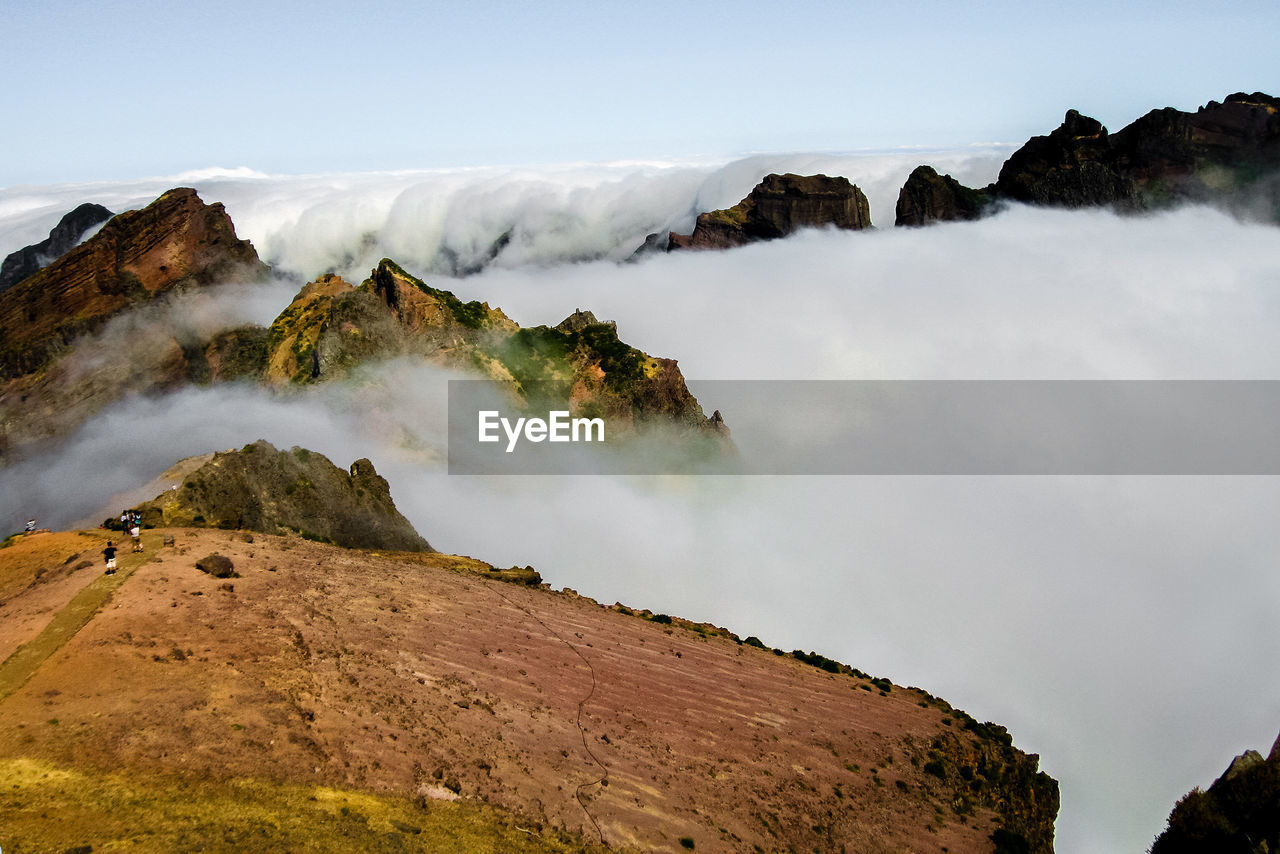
0;187;268;380
904;91;1280;226
369;258;514;334
895;165;991;227
0;202;114;294
667;173;871;250
1058;108;1107;140
555;308;614;334
134;441;431;552
994;110;1134;207
1150;730;1280;853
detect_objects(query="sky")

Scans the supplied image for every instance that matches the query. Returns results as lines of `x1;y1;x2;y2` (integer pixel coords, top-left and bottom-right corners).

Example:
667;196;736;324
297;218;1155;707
3;2;1280;853
2;0;1278;186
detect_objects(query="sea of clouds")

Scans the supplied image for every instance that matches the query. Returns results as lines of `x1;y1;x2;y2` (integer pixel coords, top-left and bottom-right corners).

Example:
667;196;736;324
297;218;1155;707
3;152;1280;853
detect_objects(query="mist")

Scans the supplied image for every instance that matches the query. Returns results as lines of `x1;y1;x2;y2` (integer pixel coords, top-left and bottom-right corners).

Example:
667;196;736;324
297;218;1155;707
3;159;1280;853
0;148;1008;283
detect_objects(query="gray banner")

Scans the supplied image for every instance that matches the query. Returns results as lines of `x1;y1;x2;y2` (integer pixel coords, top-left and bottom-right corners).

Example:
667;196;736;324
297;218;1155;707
448;380;1280;474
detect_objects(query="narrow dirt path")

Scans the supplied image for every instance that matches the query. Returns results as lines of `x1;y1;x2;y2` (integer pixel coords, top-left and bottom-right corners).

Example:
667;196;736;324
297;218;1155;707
0;531;156;703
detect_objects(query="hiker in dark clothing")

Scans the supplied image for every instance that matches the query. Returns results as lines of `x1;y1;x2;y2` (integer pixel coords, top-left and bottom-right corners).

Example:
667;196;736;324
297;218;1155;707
103;541;117;575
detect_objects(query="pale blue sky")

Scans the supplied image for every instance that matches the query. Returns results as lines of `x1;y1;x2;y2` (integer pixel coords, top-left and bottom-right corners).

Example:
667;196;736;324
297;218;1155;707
2;0;1277;185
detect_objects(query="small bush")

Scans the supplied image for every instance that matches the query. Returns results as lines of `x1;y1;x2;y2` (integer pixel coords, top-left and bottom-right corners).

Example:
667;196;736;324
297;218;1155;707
679;838;695;850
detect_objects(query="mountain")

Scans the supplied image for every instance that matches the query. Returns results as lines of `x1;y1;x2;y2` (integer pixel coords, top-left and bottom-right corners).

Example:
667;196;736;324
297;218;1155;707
0;202;114;295
895;165;993;227
0;195;722;463
132;441;431;552
0;188;268;381
1150;732;1280;854
659;173;872;251
896;92;1280;225
230;259;718;438
0;514;1059;852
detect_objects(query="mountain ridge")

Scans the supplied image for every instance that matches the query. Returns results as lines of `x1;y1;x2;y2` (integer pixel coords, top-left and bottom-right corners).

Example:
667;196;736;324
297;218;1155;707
0;521;1058;853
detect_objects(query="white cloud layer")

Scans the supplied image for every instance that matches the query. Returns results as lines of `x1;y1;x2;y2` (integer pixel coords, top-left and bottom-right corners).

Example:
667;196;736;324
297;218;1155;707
0;149;1009;283
3;162;1280;854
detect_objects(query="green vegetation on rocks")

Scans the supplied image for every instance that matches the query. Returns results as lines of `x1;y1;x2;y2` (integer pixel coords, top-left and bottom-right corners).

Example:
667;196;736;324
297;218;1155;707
133;441;431;552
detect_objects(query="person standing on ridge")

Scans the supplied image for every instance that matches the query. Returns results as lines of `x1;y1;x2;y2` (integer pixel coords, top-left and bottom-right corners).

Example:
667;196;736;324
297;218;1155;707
103;541;117;575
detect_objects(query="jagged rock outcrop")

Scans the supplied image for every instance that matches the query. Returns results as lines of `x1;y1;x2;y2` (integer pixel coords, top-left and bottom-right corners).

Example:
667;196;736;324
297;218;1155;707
898;92;1280;225
667;173;871;250
134;441;431;552
1108;92;1280;212
259;260;716;431
554;308;612;334
995;109;1138;207
0;202;114;294
0;187;268;380
1150;730;1280;853
895;165;992;226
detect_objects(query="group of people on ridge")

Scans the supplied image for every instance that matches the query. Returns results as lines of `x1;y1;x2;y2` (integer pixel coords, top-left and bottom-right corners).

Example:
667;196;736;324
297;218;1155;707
103;510;143;574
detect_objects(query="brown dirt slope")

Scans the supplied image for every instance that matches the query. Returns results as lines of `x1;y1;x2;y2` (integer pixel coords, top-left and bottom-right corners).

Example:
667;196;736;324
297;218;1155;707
0;529;1057;853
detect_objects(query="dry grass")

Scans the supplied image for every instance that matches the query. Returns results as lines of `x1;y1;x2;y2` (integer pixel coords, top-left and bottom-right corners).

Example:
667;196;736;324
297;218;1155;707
0;757;592;853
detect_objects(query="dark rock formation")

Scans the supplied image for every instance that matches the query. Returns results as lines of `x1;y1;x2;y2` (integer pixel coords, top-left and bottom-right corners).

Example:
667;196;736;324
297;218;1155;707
995;109;1137;207
135;441;432;552
440;228;513;276
195;554;237;578
897;92;1280;226
0;202;114;294
1109;92;1280;214
0;187;268;380
895;165;992;226
628;230;670;261
667;173;871;250
1150;730;1280;853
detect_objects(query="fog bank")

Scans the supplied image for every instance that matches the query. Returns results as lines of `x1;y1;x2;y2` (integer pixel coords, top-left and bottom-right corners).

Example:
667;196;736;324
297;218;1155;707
3;166;1280;854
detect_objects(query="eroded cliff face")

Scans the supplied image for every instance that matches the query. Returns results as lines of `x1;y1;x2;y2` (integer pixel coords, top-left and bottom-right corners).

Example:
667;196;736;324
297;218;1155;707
257;260;715;432
133;440;431;552
895;165;992;226
0;189;271;459
668;173;871;249
901;92;1280;225
0;188;267;380
994;109;1138;208
0;202;115;295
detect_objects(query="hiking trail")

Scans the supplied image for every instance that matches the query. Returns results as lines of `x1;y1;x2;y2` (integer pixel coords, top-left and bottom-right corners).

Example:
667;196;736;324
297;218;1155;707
0;532;155;703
